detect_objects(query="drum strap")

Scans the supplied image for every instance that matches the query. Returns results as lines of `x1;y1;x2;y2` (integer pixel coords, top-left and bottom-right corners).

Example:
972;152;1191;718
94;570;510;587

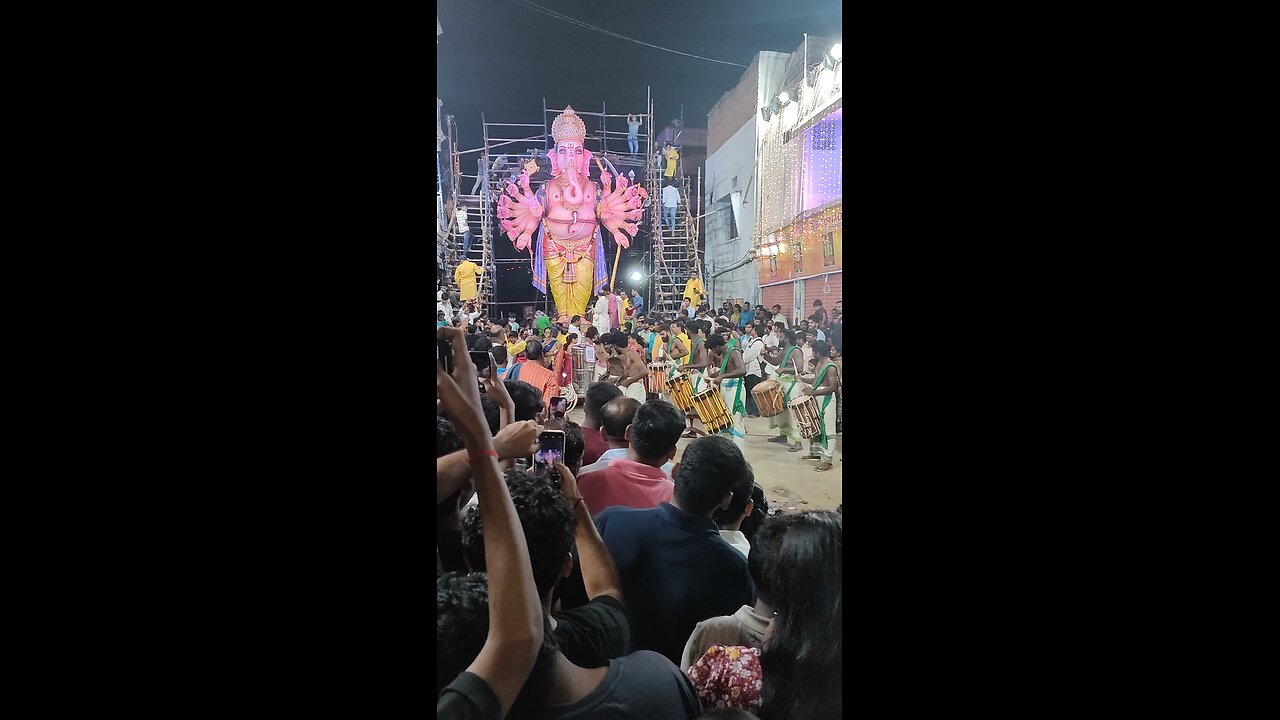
811;363;835;445
718;349;746;416
778;345;799;399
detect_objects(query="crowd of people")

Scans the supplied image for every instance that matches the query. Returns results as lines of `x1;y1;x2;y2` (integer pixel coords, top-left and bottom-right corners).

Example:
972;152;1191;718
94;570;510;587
437;323;842;719
436;279;842;467
436;271;844;717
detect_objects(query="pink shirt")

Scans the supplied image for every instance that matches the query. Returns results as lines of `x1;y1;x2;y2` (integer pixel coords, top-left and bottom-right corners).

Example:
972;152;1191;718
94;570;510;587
577;458;675;512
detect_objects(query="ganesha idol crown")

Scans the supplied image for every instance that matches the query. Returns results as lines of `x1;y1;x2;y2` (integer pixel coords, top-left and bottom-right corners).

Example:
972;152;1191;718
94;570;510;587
551;106;587;144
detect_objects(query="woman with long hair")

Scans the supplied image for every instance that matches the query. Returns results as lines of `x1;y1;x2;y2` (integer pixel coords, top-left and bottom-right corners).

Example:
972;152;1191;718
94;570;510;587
687;510;842;719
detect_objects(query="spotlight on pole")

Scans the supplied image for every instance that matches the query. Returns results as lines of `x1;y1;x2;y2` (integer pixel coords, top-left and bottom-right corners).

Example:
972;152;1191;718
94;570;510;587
822;44;841;71
629;270;643;283
760;106;772;122
778;91;791;105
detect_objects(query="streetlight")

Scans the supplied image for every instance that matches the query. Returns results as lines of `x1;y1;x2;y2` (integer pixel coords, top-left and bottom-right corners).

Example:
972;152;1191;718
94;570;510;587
778;91;790;105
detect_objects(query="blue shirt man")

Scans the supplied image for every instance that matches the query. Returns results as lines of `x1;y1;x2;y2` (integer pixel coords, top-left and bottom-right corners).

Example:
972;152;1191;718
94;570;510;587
630;291;646;316
738;307;754;328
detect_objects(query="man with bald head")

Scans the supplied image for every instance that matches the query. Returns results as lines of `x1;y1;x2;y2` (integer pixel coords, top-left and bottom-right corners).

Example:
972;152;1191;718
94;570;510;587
576;396;641;475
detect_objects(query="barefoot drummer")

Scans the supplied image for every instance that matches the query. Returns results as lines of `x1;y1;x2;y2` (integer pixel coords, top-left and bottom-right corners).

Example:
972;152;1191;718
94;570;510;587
706;332;747;449
794;340;840;471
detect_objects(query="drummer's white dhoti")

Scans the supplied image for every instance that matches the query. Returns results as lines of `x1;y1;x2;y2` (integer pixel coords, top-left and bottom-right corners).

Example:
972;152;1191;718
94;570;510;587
718;377;746;449
808;395;838;461
622;380;647;403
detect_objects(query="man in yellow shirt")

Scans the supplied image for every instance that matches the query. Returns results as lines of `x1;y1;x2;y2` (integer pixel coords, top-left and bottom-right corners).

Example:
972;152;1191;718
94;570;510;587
664;143;679;178
682;274;704;309
454;258;484;302
676;319;692;366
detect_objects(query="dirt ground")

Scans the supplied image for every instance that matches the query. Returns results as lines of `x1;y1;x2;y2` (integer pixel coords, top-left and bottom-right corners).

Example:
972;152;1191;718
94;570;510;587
564;408;842;513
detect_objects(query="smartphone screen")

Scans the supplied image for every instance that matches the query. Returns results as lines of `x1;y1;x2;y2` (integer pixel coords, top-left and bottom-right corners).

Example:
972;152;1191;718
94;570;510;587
470;350;492;379
534;430;565;477
549;396;567;416
438;339;453;373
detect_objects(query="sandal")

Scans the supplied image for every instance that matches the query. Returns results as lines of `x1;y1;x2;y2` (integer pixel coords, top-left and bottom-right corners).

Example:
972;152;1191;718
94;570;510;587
799;454;822;460
814;462;833;472
787;443;803;452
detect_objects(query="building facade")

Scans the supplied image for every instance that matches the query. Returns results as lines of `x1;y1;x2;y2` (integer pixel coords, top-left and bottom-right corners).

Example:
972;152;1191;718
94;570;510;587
755;37;842;326
702;52;791;307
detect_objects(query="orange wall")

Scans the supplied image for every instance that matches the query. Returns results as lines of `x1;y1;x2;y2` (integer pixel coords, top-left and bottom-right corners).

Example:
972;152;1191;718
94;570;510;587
759;223;842;286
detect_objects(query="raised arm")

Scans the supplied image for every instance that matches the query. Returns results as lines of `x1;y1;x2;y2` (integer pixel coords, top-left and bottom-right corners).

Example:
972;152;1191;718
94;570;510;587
556;462;623;605
436;328;542;717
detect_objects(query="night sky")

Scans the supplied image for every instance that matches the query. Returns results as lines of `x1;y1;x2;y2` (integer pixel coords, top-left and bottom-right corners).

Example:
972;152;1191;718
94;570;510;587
437;0;842;312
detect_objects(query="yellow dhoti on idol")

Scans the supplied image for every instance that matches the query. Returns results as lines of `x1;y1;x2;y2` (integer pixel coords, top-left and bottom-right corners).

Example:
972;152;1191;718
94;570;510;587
532;219;607;322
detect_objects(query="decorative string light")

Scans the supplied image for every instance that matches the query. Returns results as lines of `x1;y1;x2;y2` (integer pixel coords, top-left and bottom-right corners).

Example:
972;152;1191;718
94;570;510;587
751;53;842;285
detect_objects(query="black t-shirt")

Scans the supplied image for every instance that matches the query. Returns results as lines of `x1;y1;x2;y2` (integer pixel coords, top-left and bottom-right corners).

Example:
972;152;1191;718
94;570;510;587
543;650;701;719
555;595;629;668
437;671;502;720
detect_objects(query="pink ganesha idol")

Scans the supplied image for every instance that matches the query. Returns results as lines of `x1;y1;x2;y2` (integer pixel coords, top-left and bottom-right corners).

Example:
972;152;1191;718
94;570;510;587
497;106;646;323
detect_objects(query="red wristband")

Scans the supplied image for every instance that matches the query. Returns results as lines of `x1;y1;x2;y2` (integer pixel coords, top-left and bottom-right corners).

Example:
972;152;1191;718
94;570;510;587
468;449;499;464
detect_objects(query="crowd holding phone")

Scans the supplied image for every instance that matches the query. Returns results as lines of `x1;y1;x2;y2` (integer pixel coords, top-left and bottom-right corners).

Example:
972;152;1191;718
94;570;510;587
471;349;493;379
533;430;565;481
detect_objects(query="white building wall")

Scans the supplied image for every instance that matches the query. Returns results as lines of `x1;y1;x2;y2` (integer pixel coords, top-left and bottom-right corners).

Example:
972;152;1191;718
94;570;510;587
703;52;790;307
704;119;758;306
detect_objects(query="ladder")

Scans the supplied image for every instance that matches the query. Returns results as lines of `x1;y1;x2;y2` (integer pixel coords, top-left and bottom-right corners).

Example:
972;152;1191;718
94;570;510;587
648;116;701;319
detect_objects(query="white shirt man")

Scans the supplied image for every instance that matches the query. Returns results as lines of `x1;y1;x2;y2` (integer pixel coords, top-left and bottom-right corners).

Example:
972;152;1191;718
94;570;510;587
662;184;680;208
798;339;814;371
718;529;751;559
742;332;766;378
456;207;469;230
592;295;611;331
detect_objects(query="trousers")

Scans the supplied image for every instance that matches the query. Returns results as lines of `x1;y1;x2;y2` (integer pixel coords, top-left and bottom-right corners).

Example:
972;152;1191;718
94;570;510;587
743;373;763;416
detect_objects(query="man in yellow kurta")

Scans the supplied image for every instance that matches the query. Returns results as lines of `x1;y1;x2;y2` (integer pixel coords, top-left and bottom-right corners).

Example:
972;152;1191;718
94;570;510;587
454;258;484;302
682;274;704;309
664;144;680;178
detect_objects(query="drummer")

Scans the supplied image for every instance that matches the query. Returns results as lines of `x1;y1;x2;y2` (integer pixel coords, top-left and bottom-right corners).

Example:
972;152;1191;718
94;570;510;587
656;321;688;370
605;332;649;403
765;328;806;452
740;323;768;418
795;340;840;471
683;321;712;394
679;321;713;439
706;333;747;449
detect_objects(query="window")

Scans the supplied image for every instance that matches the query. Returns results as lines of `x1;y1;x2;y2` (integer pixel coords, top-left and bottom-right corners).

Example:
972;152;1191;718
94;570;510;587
716;195;738;240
